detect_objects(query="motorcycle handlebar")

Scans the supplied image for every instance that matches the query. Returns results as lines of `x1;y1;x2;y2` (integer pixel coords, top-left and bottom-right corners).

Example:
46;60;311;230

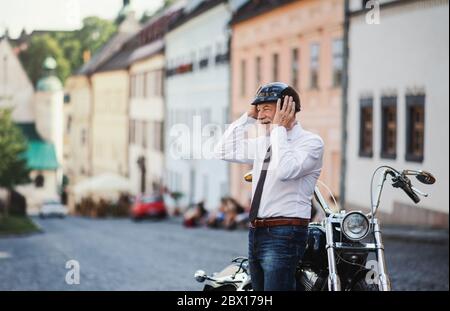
392;174;420;204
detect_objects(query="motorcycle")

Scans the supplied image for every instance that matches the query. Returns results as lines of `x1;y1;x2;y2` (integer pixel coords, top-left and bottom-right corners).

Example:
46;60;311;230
194;166;436;291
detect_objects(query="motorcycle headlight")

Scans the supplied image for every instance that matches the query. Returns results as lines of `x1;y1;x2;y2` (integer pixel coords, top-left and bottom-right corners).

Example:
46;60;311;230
341;212;370;241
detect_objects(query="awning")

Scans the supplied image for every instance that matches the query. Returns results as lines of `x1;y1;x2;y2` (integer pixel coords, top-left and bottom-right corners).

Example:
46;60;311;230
72;173;136;201
15;123;59;171
24;140;59;170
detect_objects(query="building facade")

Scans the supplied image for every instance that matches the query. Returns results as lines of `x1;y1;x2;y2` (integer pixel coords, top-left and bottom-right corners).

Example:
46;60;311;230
230;0;345;207
0;39;61;213
345;0;449;228
64;75;92;187
127;4;184;196
164;0;233;210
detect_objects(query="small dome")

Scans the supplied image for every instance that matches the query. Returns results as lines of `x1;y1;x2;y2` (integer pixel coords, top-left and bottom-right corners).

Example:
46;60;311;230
36;56;62;91
36;76;62;92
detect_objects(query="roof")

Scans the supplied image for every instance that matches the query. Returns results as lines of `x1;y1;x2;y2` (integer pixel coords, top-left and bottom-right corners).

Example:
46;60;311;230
128;39;164;64
96;48;134;72
168;0;227;31
77;31;137;75
230;0;297;25
15;123;59;171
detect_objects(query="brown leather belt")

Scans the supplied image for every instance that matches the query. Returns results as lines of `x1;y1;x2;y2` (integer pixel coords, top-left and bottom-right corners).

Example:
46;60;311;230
250;217;310;228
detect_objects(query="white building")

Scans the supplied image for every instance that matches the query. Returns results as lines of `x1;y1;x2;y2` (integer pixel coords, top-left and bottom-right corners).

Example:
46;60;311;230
0;37;62;213
164;0;235;210
345;0;449;228
127;4;184;196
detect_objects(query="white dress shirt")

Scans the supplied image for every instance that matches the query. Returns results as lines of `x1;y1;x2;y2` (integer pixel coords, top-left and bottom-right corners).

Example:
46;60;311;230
215;112;324;219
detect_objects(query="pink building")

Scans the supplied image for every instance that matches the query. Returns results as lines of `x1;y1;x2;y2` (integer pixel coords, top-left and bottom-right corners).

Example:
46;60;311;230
230;0;344;207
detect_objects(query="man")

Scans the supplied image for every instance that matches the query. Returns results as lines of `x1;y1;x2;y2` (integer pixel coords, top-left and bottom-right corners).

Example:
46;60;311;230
215;82;324;291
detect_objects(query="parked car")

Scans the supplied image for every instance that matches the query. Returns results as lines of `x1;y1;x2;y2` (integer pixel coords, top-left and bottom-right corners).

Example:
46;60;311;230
39;200;68;218
131;194;167;220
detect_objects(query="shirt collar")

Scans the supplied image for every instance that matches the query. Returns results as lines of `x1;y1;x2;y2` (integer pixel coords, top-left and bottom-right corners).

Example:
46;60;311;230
287;122;303;141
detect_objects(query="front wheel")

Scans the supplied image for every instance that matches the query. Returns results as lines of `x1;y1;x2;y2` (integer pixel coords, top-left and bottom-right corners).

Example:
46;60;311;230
351;279;380;291
203;284;238;291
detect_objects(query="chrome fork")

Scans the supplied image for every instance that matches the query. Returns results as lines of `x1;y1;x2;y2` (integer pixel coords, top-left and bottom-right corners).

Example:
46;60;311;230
325;216;341;291
373;219;391;291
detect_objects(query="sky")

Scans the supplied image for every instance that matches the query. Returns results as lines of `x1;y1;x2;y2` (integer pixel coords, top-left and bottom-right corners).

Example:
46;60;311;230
0;0;164;38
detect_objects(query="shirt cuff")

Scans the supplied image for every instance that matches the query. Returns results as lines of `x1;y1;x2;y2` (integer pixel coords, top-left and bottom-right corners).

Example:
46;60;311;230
242;112;257;125
270;126;288;146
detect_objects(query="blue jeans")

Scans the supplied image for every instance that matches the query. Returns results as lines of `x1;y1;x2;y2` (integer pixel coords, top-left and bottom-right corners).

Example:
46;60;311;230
248;225;308;291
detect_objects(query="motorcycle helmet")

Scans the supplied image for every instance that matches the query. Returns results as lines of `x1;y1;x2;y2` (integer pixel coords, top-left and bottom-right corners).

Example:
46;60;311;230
251;82;301;112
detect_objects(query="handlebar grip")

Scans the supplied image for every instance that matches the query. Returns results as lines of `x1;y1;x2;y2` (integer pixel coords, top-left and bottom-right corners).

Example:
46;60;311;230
401;183;420;204
392;175;421;204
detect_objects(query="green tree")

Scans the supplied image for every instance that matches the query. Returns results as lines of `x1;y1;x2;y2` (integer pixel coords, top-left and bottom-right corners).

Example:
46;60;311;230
19;34;70;86
18;17;116;84
78;16;117;58
0;109;30;190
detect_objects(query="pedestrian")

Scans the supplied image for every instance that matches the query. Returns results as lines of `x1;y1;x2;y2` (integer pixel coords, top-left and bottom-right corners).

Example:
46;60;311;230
215;82;324;291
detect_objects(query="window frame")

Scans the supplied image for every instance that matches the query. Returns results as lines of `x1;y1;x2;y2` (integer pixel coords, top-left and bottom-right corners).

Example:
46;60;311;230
310;43;320;90
405;94;425;163
380;96;397;159
359;97;374;158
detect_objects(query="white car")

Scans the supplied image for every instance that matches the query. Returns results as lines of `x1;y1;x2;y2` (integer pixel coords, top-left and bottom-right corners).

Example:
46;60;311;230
39;200;68;218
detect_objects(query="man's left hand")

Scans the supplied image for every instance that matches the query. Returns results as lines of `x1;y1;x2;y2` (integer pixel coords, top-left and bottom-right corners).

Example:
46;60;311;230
273;96;296;130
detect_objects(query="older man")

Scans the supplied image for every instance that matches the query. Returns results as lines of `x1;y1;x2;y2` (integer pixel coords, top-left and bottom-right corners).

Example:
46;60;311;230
215;82;324;291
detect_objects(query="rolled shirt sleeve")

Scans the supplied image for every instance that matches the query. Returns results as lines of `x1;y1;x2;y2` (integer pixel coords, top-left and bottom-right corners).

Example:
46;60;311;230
214;113;257;164
270;125;324;181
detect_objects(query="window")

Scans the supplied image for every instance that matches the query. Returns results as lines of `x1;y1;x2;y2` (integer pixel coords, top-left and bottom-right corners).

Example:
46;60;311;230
272;53;279;81
241;59;246;97
155;70;163;97
140;73;145;98
159;121;164;152
35;174;45;188
359;98;373;157
145;71;153;97
291;48;299;90
81;129;87;145
142;121;147;149
381;96;397;159
130;75;135;98
406;94;425;162
66;116;72;133
129;119;136;145
64;93;71;103
256;56;262;89
332;39;343;87
143;73;147;98
199;47;210;70
310;43;320;89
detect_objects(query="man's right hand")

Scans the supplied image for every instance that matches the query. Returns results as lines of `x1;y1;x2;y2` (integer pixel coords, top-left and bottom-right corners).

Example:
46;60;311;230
247;105;258;119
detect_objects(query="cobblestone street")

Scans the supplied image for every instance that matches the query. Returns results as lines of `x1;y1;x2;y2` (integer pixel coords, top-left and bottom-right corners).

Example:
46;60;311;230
0;216;448;290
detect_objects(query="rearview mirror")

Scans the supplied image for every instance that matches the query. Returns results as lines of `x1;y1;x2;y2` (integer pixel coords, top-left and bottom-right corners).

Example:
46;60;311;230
416;171;436;185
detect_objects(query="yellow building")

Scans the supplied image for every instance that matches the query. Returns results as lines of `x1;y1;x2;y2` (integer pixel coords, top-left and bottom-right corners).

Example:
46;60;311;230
64;75;92;211
64;10;140;209
90;68;130;176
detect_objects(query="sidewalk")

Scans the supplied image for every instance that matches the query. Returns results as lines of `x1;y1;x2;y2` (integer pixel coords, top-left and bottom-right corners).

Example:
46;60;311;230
381;225;449;244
